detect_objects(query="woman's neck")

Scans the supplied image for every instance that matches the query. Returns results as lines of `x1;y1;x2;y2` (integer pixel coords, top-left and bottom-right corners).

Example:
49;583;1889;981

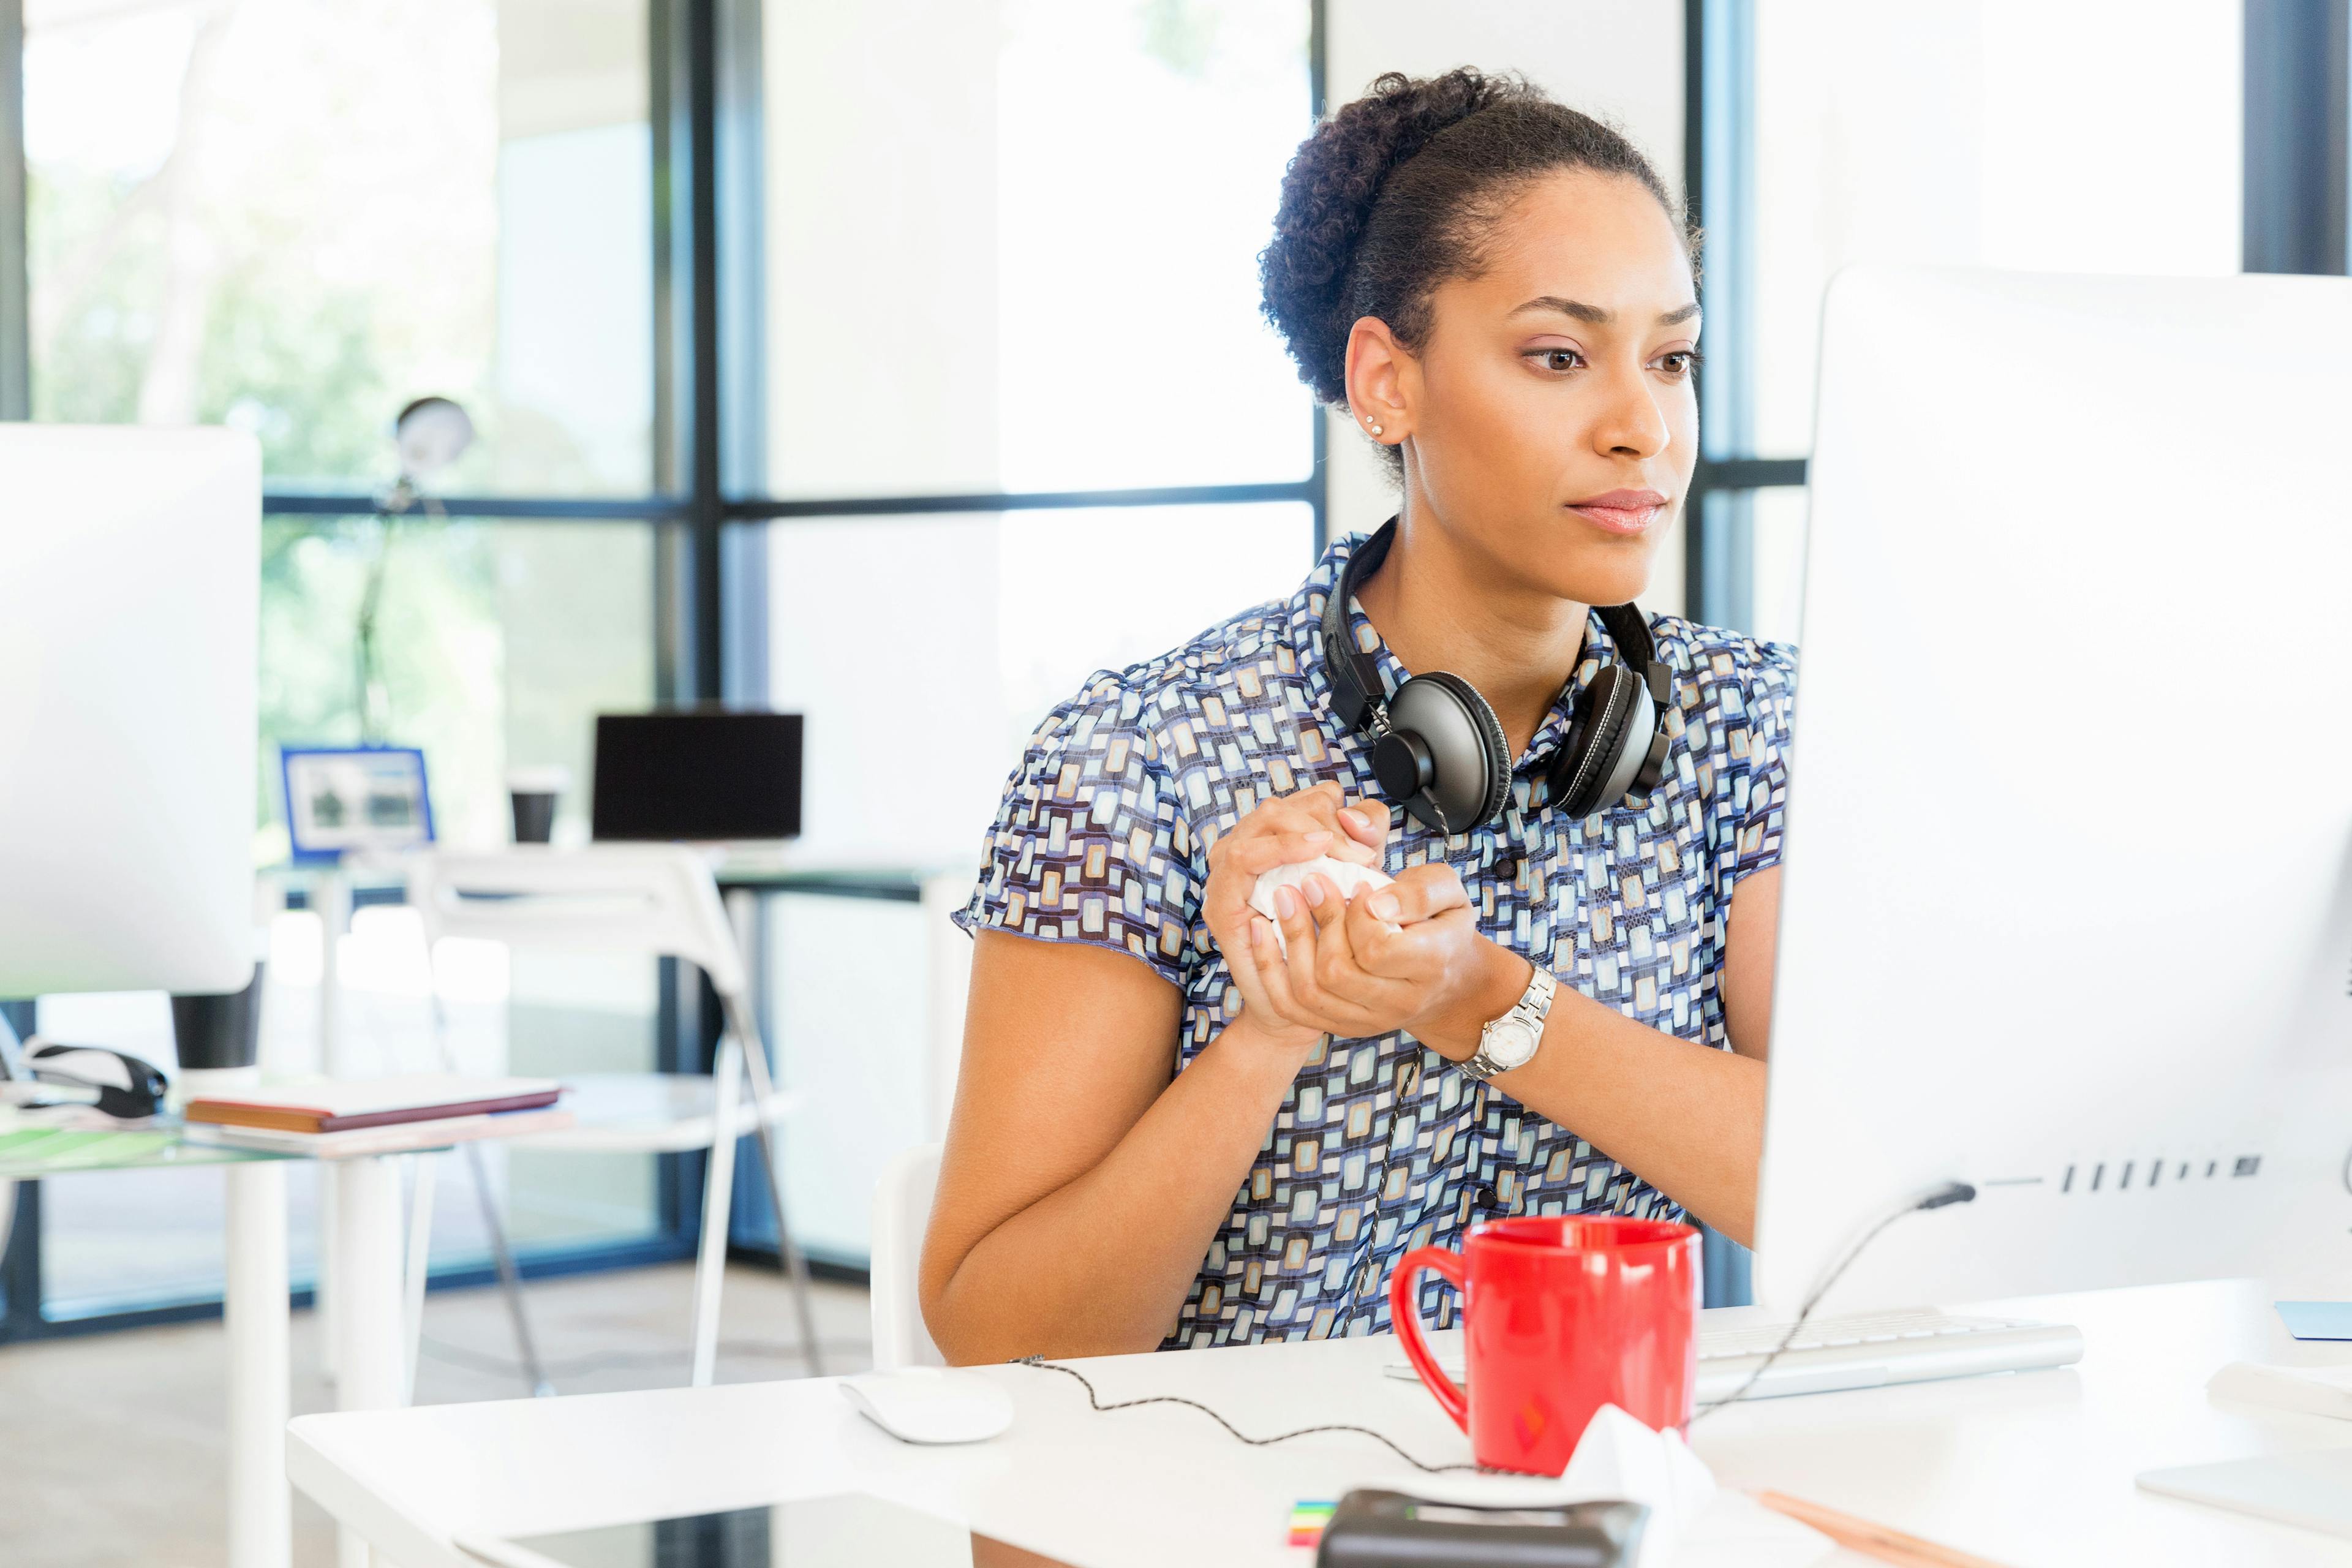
1351;506;1591;761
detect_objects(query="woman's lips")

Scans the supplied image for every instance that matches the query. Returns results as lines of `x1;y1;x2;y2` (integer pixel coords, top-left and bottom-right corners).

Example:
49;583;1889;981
1566;489;1669;535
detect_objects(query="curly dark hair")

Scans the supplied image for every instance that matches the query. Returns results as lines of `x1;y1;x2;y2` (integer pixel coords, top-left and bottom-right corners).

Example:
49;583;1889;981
1259;69;1689;469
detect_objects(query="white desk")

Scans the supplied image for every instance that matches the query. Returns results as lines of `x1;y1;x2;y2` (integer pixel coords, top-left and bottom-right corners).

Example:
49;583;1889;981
288;1276;2352;1567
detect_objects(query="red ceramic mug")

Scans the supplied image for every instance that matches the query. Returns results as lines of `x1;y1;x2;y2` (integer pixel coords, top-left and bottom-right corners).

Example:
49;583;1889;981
1390;1215;1701;1476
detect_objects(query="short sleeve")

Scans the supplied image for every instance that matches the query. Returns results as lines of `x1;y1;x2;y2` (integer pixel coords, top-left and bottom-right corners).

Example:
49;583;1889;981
1725;639;1798;892
952;672;1202;990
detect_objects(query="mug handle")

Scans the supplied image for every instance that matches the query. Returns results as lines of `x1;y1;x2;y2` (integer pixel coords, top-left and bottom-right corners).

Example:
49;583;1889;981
1389;1245;1470;1431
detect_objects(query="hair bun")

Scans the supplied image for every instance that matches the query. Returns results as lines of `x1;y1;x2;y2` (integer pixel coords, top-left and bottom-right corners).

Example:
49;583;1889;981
1259;69;1532;405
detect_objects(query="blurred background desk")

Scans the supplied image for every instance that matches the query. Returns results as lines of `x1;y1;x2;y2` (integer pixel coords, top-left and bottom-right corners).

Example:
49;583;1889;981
271;856;965;1279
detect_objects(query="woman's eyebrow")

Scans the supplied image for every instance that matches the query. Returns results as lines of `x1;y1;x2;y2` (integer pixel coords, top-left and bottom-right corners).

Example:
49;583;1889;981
1510;296;1703;328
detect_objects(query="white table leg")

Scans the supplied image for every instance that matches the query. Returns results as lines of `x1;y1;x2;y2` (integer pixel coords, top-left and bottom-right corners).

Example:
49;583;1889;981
316;869;353;1384
330;1154;406;1568
402;1153;437;1404
225;1161;291;1568
690;1034;744;1388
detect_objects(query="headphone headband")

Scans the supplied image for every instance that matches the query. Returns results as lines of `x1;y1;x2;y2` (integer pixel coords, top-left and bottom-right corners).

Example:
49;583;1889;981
1319;519;1657;720
1319;522;1393;731
1318;519;1666;831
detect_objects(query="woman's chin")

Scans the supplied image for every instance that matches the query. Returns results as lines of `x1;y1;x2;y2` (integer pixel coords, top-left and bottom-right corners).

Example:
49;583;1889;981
1536;555;1657;611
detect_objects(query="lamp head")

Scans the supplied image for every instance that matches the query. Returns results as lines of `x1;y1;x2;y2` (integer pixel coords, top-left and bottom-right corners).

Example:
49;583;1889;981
391;396;474;485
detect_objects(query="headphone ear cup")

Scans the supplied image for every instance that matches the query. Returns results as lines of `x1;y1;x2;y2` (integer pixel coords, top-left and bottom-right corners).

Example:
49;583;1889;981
1417;672;1512;828
1383;672;1512;834
1554;665;1641;817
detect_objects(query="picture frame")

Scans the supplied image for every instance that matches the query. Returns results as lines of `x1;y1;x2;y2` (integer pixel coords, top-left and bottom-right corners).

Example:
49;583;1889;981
279;745;436;864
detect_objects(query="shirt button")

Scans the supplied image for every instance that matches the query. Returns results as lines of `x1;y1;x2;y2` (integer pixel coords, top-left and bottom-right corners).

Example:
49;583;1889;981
1474;1184;1499;1212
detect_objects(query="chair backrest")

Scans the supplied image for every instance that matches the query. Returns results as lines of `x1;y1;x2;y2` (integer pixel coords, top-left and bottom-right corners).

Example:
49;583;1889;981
404;845;748;1000
870;1141;945;1370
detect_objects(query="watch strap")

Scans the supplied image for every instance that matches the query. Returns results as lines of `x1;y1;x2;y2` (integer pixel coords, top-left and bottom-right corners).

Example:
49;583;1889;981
1461;965;1555;1082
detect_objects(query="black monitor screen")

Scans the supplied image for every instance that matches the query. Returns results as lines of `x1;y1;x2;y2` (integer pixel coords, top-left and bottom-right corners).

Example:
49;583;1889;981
591;712;803;842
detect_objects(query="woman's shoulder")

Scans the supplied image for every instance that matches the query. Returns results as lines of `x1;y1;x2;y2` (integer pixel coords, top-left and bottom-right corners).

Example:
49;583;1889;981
1646;612;1796;718
1028;594;1300;757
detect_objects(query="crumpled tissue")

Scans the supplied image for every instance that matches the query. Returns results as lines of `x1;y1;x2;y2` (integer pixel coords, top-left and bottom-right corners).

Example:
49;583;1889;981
1248;857;1393;956
1398;1405;1835;1568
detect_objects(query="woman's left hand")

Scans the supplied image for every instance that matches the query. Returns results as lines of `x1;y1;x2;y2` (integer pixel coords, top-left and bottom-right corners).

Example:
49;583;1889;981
1251;862;1529;1060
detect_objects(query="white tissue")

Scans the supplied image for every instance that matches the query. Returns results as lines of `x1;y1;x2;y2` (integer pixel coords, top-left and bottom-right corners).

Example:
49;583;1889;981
1400;1405;1831;1568
1248;857;1394;955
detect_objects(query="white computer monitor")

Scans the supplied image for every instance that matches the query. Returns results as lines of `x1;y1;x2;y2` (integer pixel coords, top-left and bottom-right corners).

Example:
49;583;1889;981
1752;265;2352;1315
0;425;260;998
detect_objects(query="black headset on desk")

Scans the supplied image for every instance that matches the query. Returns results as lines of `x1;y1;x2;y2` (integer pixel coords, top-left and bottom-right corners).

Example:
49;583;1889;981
1320;518;1674;834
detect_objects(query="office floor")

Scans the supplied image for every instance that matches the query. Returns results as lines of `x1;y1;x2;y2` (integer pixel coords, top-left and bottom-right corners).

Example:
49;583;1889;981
0;1262;873;1568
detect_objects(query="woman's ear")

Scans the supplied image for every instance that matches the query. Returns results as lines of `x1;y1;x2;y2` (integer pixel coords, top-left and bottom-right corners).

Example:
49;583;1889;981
1343;317;1413;447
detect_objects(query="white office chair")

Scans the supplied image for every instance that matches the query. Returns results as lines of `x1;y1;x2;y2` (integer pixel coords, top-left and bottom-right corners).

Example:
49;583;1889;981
870;1142;945;1370
405;845;823;1390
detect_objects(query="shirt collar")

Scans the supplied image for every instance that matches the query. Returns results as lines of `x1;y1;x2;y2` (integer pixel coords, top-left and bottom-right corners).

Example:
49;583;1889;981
1287;530;1619;774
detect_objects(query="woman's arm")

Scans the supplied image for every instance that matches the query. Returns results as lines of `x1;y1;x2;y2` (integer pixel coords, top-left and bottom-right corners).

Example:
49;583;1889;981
918;935;1314;1363
921;781;1381;1364
1254;860;1784;1247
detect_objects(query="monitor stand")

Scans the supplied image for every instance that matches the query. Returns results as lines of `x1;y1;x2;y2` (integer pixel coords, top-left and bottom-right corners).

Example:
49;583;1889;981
2139;1448;2352;1537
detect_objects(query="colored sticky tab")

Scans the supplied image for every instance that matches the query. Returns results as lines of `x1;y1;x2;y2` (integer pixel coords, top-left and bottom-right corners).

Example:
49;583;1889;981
1287;1500;1335;1548
2277;1302;2352;1341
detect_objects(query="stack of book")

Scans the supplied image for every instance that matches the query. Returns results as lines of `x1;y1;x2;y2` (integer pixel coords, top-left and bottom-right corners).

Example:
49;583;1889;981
181;1074;570;1155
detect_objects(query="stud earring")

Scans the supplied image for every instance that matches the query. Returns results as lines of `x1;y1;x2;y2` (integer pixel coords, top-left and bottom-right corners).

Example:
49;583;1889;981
1368;423;1384;437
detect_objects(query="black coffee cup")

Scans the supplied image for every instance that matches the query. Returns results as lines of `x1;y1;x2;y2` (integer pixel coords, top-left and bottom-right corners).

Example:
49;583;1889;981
508;766;569;845
170;962;266;1072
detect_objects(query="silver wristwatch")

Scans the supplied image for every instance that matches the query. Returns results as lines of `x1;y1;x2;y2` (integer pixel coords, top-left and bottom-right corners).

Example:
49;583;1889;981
1460;965;1555;1082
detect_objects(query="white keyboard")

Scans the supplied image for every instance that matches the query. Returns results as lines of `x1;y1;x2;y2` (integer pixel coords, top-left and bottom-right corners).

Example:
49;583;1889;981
1384;1306;2084;1403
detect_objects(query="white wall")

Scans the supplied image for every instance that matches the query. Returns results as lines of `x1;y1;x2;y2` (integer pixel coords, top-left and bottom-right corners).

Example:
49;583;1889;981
1321;0;1689;616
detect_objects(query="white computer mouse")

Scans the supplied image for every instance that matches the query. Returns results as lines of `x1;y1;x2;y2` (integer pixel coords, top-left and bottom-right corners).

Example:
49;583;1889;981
839;1367;1015;1444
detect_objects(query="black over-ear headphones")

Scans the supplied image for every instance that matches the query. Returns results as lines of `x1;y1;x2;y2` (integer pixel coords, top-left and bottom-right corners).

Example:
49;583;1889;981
1320;519;1673;834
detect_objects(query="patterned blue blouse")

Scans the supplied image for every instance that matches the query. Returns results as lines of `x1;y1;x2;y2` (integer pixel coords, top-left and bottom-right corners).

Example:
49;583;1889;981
955;532;1796;1349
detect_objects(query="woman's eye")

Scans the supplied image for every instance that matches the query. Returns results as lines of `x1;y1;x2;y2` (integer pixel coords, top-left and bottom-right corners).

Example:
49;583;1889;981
1527;349;1584;373
1655;351;1700;378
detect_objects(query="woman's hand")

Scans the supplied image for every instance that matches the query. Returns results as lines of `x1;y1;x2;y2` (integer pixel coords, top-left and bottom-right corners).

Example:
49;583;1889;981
1253;861;1529;1060
1202;780;1390;1052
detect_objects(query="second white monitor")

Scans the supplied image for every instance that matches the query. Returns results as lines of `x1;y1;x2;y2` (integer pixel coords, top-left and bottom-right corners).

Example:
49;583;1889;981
0;425;260;998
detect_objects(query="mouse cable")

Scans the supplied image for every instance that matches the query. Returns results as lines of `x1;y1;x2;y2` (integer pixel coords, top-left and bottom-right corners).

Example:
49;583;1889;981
1687;1180;1977;1423
1012;1355;1485;1474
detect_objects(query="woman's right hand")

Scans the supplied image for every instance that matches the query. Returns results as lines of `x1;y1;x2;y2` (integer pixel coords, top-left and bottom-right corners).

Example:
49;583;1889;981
1201;780;1389;1052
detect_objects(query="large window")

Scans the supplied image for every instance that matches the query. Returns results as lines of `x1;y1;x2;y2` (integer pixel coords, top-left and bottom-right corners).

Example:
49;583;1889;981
737;0;1321;1261
8;0;673;1332
26;0;654;494
761;0;1314;499
2;0;1323;1319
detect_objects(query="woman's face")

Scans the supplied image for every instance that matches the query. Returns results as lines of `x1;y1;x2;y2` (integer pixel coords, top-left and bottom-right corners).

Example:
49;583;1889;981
1400;168;1700;609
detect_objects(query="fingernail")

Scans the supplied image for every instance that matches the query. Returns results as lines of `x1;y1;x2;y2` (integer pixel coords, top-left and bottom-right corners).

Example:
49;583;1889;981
1302;877;1325;907
1303;829;1330;843
1340;809;1367;831
1369;893;1400;921
1276;887;1300;918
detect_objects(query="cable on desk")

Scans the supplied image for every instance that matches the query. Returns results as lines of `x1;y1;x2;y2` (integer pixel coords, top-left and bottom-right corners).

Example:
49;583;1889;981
1689;1180;1977;1423
1014;1356;1485;1474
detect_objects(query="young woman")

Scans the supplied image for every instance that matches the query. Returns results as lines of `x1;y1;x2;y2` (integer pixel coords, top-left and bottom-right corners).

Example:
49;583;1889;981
922;69;1792;1363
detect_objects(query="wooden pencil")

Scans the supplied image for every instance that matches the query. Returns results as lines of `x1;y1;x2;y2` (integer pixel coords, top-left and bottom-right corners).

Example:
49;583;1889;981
1751;1489;2015;1568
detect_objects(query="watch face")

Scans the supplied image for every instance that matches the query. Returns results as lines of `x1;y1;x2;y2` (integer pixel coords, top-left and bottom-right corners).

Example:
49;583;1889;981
1485;1019;1538;1069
